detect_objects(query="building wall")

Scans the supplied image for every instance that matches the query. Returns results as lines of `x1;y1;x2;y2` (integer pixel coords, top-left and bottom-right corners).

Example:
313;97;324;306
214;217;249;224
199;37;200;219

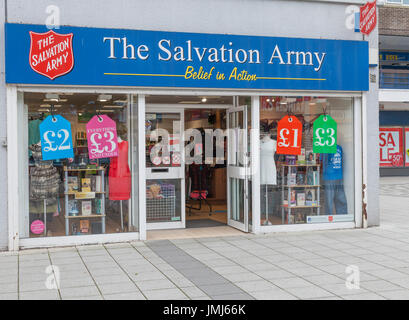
379;5;409;36
1;0;380;245
0;0;8;249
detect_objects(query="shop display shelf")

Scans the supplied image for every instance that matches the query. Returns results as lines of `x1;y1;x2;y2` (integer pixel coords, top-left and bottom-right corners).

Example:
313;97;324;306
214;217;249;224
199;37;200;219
283;185;320;188
64;167;106;235
65;214;106;219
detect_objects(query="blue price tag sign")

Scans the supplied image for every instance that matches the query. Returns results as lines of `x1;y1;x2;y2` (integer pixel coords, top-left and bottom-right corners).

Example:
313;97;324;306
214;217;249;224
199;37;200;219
39;115;74;160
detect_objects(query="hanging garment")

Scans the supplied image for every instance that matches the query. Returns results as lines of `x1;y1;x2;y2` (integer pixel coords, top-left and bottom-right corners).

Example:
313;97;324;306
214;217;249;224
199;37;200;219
321;144;343;181
109;140;131;200
28;119;42;156
29;144;60;199
260;137;277;185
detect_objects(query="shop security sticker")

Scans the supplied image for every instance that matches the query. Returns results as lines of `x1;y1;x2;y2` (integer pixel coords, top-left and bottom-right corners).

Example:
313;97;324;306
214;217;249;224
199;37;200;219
313;114;337;154
40;115;74;160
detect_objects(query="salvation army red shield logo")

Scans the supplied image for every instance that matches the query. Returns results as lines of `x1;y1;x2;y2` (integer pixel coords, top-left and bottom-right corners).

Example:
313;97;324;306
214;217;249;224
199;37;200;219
359;1;377;36
29;30;74;80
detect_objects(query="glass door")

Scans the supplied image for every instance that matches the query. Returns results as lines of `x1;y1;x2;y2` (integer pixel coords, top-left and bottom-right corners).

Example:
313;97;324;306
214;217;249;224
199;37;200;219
227;106;250;232
145;107;185;230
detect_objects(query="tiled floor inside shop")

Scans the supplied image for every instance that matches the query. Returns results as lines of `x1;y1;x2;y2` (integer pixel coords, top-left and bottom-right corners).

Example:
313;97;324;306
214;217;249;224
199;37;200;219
1;176;409;300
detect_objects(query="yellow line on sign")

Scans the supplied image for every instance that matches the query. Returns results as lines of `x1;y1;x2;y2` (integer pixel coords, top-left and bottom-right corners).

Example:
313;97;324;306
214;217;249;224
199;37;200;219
257;76;326;81
104;72;185;77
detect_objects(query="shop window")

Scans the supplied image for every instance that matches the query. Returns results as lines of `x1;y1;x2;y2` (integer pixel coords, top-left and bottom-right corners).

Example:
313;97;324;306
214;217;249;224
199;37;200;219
22;93;138;238
259;96;355;225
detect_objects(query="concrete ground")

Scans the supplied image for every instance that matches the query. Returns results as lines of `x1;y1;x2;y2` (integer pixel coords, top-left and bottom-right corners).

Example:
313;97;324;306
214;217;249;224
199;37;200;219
1;177;409;300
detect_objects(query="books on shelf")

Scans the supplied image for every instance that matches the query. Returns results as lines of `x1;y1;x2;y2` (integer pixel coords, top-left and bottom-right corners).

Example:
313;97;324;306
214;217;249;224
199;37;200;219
82;178;91;192
288;173;296;186
297;193;306;206
68;200;79;216
290;190;296;207
285;155;297;165
82;201;92;216
95;199;103;215
80;220;90;233
306;150;316;164
67;177;78;192
297;148;306;164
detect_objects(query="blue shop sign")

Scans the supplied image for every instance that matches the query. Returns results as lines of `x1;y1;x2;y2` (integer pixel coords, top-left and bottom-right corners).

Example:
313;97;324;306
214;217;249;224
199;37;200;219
379;51;409;63
5;23;369;91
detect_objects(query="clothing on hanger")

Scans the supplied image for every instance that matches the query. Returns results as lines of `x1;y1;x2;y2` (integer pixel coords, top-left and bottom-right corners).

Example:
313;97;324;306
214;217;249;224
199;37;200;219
109;140;131;200
260;136;277;185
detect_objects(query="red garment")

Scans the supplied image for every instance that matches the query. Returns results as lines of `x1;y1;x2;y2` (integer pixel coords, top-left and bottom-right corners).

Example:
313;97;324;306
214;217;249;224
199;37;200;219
109;140;131;200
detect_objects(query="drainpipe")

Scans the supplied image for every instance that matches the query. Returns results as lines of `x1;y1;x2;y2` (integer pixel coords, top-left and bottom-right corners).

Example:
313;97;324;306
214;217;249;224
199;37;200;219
362;88;368;229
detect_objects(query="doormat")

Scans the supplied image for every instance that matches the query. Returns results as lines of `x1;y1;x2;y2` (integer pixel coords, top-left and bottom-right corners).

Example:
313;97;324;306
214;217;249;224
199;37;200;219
186;219;226;228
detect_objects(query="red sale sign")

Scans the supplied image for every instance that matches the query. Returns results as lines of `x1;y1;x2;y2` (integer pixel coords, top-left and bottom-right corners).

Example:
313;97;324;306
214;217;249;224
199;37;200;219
86;115;119;159
359;1;377;36
29;30;74;80
276;115;302;155
379;127;403;167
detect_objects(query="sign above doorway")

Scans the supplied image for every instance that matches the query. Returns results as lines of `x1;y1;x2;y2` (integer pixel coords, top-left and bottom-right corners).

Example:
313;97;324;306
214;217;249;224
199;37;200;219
6;23;369;91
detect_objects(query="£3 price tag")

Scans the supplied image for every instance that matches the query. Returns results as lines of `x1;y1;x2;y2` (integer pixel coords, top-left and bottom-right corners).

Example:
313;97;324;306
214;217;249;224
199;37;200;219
39;115;74;160
276;115;302;155
313;115;337;154
86;115;119;159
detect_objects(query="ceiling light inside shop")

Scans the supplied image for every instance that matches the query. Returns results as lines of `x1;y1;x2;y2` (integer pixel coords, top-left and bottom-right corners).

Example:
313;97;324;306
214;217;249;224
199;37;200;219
201;98;207;103
40;104;51;108
38;108;50;112
45;93;59;102
44;98;67;102
97;109;114;113
98;94;112;102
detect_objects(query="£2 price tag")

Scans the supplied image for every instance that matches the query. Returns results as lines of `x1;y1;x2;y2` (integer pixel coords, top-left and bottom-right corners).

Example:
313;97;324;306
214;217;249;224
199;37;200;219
276;115;302;155
313;115;337;154
40;115;74;160
86;115;119;159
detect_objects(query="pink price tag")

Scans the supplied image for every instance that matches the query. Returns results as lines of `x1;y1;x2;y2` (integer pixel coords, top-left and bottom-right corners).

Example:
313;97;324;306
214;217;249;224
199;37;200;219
31;220;45;234
86;115;119;159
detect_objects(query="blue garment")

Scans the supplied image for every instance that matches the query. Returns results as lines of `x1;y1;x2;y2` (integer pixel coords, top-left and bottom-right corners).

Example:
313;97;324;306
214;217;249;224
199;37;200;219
321;144;343;181
324;179;348;215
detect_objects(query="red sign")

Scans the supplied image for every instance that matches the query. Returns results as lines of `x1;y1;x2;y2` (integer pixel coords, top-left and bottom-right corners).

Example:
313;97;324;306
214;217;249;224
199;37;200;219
379;127;403;167
29;30;74;80
359;1;377;36
276;115;302;155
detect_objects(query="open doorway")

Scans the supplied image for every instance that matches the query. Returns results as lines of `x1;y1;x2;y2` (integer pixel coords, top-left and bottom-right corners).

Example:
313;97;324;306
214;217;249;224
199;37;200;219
184;108;228;229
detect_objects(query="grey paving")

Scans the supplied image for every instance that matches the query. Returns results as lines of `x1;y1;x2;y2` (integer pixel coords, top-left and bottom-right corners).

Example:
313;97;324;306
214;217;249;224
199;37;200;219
2;176;409;299
146;240;254;300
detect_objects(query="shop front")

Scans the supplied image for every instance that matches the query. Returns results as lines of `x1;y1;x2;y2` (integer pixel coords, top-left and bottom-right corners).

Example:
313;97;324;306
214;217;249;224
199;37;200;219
4;22;369;250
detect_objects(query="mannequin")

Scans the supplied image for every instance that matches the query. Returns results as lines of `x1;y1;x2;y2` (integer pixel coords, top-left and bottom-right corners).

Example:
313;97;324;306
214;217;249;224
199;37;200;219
321;144;348;215
260;134;277;225
109;136;131;230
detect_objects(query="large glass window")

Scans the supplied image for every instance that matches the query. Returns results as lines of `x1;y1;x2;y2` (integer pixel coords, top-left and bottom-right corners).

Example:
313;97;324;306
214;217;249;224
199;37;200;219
22;93;138;238
259;96;355;225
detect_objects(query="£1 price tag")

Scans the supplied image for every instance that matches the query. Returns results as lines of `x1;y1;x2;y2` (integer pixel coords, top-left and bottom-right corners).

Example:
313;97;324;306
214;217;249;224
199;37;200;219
313;115;337;154
276;115;302;155
40;115;74;160
86;115;119;159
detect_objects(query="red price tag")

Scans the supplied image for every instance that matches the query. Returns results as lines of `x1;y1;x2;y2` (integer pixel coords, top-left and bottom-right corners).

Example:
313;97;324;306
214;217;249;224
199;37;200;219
276;115;302;155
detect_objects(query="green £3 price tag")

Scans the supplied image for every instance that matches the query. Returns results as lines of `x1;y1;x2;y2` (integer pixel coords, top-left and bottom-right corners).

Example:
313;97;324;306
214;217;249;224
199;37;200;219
313;115;337;154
